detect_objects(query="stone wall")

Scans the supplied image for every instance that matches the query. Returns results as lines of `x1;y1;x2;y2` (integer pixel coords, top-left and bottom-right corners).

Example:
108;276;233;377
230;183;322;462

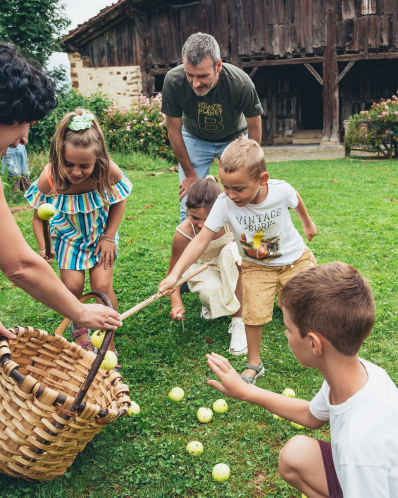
68;52;142;107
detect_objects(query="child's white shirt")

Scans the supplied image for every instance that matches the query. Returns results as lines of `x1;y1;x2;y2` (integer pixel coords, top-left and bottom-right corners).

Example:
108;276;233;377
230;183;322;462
310;359;398;497
204;179;305;266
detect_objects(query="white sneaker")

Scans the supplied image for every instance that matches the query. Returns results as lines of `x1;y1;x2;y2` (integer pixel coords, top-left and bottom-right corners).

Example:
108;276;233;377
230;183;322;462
200;306;213;320
228;320;248;355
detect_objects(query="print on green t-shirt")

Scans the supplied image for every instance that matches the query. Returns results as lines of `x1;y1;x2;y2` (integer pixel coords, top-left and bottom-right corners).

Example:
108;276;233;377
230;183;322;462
161;63;263;143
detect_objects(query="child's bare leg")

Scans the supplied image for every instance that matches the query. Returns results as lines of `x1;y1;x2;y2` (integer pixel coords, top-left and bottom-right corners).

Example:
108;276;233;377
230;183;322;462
233;263;243;318
279;436;329;498
241;324;262;377
89;264;117;352
60;269;92;348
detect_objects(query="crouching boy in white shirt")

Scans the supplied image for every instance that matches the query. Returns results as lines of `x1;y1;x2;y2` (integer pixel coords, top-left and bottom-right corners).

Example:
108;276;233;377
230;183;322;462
206;262;398;498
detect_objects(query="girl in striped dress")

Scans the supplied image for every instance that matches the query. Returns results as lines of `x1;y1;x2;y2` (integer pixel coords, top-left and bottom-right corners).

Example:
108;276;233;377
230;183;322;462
25;109;132;358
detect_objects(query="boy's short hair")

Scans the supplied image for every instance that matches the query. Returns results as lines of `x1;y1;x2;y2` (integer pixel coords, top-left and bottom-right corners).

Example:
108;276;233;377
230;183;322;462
219;136;266;179
280;262;375;356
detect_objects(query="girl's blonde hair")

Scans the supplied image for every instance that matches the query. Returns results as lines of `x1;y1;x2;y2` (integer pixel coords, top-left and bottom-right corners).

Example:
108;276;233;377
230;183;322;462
186;176;222;212
48;109;113;201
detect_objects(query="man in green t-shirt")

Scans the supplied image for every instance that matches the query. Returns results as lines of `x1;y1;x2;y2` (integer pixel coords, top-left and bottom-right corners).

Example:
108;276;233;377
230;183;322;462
161;33;263;222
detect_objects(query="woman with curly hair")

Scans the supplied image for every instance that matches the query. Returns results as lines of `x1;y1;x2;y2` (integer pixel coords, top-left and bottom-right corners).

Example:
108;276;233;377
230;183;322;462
0;43;122;339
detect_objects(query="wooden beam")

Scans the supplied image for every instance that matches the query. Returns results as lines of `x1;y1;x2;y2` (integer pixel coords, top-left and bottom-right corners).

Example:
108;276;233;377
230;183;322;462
337;52;398;61
337;61;355;84
242;56;324;68
304;64;323;85
249;67;259;79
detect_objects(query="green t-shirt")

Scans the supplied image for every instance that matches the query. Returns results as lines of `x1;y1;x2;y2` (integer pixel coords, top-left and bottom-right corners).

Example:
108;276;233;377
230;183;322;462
161;63;263;143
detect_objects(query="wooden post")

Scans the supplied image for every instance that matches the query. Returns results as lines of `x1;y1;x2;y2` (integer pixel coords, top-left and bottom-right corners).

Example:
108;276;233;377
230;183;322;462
322;0;339;145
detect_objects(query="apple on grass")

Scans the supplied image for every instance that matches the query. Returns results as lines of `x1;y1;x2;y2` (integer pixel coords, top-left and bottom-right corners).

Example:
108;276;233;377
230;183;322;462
168;387;184;402
282;388;295;398
197;407;213;423
186;441;203;456
100;351;118;370
212;463;230;482
37;203;56;220
291;422;306;430
91;330;105;349
272;413;285;421
128;401;140;416
213;399;228;414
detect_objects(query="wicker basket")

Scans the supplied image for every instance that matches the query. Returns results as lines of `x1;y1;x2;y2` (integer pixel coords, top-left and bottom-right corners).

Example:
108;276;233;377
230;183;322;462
0;292;131;481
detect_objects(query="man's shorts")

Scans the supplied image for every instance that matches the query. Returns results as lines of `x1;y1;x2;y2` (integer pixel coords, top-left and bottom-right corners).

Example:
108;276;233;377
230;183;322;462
241;247;314;326
317;440;343;498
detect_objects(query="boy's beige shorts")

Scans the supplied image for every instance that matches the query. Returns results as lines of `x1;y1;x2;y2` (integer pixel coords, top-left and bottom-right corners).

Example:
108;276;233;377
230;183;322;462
241;246;314;326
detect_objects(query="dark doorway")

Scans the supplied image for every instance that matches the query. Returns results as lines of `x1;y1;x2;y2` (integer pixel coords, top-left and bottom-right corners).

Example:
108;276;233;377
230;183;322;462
300;67;323;130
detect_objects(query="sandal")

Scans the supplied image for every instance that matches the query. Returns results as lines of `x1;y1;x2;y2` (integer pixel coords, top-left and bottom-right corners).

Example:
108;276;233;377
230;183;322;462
70;324;98;353
240;361;265;384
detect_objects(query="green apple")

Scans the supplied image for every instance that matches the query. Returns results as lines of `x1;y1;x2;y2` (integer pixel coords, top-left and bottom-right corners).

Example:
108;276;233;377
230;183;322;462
212;463;230;482
186;441;203;456
302;495;308;498
128;401;140;416
37;203;56;220
291;422;305;430
91;330;105;349
168;387;184;402
213;399;228;414
282;388;295;398
273;413;285;421
100;351;118;370
197;407;213;423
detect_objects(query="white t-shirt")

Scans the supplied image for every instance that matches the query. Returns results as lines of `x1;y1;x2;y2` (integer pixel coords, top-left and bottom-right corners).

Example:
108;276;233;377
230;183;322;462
310;359;398;497
204;179;305;266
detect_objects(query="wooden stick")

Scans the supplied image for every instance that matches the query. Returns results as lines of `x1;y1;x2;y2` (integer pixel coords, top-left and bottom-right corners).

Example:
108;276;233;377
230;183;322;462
42;219;52;258
120;264;208;321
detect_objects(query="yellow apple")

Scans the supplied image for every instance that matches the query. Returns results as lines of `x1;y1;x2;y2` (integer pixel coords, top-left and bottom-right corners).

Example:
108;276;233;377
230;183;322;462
186;441;203;456
291;422;305;430
37;203;56;220
91;330;105;348
213;399;228;414
282;388;295;398
100;351;118;370
168;387;184;402
212;463;230;482
197;407;213;423
273;413;285;421
127;401;140;416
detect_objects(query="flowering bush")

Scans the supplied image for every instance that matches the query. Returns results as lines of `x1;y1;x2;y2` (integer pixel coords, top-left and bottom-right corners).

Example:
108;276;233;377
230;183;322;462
100;93;176;164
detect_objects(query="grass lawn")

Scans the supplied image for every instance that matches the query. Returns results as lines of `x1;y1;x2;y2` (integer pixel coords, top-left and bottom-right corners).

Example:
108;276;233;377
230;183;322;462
1;157;398;497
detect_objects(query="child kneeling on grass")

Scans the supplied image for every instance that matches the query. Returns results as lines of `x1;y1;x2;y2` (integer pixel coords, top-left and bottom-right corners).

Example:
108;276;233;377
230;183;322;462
167;175;246;355
206;262;398;497
159;137;316;383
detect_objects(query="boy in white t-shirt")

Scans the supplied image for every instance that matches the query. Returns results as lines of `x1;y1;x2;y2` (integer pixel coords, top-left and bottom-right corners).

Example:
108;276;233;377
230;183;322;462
159;137;317;382
206;263;398;498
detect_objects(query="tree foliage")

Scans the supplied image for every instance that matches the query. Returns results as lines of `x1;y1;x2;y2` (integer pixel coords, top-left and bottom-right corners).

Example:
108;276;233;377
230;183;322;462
0;0;71;68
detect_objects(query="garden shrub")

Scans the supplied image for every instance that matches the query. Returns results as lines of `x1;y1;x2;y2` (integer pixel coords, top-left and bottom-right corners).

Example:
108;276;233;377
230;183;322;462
100;94;176;164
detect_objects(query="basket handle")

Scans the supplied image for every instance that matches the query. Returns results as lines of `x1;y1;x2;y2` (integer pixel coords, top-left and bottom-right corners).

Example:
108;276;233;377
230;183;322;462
60;291;115;417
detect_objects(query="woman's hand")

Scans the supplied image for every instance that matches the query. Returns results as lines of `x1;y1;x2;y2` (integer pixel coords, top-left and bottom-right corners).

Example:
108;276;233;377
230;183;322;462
206;352;248;400
39;248;55;265
158;273;179;294
170;305;185;321
0;321;16;340
74;303;122;330
95;239;116;269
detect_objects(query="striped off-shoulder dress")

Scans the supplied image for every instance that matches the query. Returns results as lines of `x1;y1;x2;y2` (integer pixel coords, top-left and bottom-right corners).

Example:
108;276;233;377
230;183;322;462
25;167;132;270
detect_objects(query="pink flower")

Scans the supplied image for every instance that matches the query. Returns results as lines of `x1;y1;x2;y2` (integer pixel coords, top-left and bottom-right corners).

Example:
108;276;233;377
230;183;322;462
144;117;148;121
133;120;137;124
126;126;131;131
395;111;398;116
140;138;144;142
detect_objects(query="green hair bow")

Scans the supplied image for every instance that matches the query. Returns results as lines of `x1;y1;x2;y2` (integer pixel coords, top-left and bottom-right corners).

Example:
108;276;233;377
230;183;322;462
67;113;95;131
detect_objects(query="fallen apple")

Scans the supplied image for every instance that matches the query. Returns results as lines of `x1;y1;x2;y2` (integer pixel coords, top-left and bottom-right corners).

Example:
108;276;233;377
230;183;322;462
291;422;305;430
197;407;213;423
212;463;230;482
91;330;105;349
128;401;140;416
282;388;295;398
302;495;308;498
213;399;228;414
168;387;184;402
37;203;56;221
273;413;285;421
100;351;118;370
186;441;203;456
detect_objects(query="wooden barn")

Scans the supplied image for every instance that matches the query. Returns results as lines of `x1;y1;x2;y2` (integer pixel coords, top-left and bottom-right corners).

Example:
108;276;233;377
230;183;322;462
63;0;398;145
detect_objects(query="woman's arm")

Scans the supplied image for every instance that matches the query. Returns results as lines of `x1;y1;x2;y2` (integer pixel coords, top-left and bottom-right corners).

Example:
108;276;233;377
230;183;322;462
167;230;191;320
0;179;122;333
159;226;215;292
293;192;317;242
33;209;55;264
